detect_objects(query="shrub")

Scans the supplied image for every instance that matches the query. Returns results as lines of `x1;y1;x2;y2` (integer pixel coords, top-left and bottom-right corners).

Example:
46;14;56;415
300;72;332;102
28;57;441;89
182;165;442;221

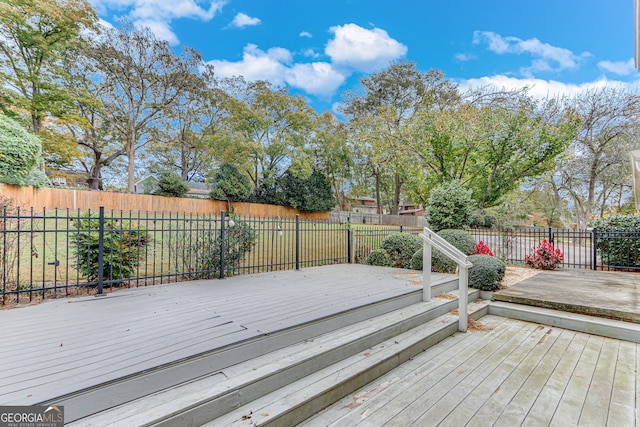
380;233;422;268
473;241;494;256
0;115;47;187
72;215;149;281
426;181;475;232
525;239;564;270
354;242;372;264
410;229;475;273
592;214;640;269
411;248;423;270
154;173;189;197
366;249;390;266
468;254;506;291
197;221;257;278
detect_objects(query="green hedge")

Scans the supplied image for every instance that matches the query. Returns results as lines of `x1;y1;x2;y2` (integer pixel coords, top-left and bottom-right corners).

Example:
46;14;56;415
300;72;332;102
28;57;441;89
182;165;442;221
592;214;640;268
468;254;505;291
366;249;390;266
380;233;422;269
410;229;476;273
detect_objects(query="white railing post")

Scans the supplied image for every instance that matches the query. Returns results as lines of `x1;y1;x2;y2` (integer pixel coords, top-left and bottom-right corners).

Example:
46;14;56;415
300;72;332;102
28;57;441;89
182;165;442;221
420;227;472;333
458;264;468;332
422;239;432;301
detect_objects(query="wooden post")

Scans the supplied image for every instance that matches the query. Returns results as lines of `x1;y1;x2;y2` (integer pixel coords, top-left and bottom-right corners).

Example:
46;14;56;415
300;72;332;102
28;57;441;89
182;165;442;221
458;264;468;332
422;238;431;301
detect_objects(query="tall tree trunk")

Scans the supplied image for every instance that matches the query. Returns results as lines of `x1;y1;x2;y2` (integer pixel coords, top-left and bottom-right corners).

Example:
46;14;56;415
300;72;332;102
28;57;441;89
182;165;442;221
375;171;383;214
391;173;403;215
127;132;136;193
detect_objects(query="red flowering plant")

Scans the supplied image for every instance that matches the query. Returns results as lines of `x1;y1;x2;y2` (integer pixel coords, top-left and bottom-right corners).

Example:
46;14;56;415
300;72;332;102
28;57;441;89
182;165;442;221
525;239;564;270
473;240;494;256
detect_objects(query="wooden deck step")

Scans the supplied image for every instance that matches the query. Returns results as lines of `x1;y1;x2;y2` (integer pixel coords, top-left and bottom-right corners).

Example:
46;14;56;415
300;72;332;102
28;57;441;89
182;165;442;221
488;301;640;343
206;300;489;427
68;295;486;426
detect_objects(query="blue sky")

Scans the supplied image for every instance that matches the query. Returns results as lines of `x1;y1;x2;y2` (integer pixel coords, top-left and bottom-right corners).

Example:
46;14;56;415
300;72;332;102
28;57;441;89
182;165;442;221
91;0;638;113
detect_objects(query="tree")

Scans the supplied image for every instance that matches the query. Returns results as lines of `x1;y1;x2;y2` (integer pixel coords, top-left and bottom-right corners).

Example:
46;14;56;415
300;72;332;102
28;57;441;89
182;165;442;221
209;163;253;212
550;87;640;228
154;172;189;198
0;115;47;186
0;0;97;136
426;180;475;232
307;112;353;210
341;63;458;214
410;89;578;209
86;23;203;192
223;80;315;188
251;169;335;212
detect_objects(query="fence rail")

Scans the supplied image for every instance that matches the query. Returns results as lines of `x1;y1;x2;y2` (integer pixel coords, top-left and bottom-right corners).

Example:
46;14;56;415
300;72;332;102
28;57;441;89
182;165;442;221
1;206;638;306
0;206;348;305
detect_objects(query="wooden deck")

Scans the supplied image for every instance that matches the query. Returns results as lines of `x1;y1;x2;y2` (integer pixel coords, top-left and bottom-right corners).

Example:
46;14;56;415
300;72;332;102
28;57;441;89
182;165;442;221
0;264;448;407
304;314;639;427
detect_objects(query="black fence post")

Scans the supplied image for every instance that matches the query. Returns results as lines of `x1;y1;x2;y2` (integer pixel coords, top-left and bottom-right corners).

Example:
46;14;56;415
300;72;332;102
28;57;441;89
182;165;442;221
220;211;226;279
97;206;105;295
548;226;554;244
592;227;597;270
347;216;352;264
295;214;301;270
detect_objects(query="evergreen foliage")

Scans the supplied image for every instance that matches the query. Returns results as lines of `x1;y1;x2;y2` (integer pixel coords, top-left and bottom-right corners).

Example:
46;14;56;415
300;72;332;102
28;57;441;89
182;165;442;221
154;172;189;198
0;115;47;187
426;181;475;232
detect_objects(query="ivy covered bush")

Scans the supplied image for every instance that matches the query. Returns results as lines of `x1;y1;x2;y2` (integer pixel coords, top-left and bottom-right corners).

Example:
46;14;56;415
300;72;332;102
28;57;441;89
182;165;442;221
468;254;506;291
154;172;189;197
426;181;475;232
592;214;640;269
380;233;422;268
366;249;390;266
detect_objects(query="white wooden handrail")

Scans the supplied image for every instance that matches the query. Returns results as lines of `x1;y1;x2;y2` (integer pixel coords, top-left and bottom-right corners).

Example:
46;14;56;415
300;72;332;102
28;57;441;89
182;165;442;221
420;227;473;332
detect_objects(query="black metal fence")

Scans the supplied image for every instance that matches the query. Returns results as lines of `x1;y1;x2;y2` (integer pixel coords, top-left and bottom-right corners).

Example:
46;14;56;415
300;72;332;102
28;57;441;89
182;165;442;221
0;206;349;305
351;225;423;263
468;226;640;271
2;205;639;306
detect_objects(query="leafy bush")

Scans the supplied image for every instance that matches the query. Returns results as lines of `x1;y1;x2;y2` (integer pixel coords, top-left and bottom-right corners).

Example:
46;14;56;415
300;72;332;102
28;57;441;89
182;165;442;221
525;239;564;270
0;115;47;187
251;170;336;212
209;163;253;210
473;241;494;256
411;248;423;270
592;214;640;268
154;172;189;197
410;229;475;273
354;242;372;264
468;254;506;291
197;221;257;278
72;215;149;281
366;249;390;266
426;181;475;232
380;233;422;268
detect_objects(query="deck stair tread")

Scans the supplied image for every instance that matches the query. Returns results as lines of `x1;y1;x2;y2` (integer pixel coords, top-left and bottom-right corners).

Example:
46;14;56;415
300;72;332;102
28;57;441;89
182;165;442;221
488;301;640;343
69;295;487;426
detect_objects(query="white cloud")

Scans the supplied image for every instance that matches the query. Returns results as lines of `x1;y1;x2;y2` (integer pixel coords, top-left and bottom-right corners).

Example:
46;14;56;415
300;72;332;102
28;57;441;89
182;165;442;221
229;12;261;28
455;53;476;62
458;74;636;100
302;48;320;59
90;0;225;45
473;31;590;76
207;44;290;85
597;58;636;76
299;31;313;38
207;44;347;97
285;63;346;97
325;23;407;72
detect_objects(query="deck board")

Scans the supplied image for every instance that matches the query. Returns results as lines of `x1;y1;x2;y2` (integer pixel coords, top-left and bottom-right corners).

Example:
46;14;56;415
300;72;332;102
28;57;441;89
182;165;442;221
0;265;448;405
303;316;640;427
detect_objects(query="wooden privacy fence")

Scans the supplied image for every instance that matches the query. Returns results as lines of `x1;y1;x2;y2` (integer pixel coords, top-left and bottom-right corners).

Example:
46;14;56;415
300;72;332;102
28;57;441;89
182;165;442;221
0;183;329;220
